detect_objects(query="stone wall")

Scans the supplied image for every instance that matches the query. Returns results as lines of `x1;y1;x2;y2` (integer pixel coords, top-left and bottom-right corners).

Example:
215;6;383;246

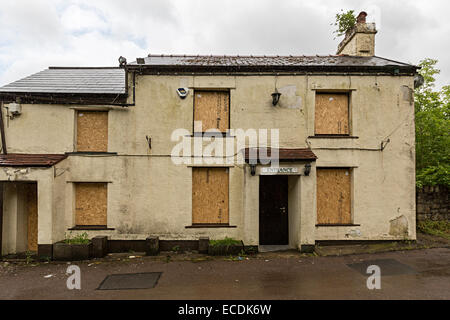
416;186;449;221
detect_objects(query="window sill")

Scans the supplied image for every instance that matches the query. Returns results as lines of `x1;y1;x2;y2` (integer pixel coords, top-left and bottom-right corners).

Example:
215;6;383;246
315;224;360;227
308;135;359;139
66;180;113;183
187;164;234;168
66;152;118;155
69;225;115;231
185;224;237;228
188;133;235;138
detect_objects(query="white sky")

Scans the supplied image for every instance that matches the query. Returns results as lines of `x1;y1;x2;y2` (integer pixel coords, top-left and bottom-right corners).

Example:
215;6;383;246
0;0;449;88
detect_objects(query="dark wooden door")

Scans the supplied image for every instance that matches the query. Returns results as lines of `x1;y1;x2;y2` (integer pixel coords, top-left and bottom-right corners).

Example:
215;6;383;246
259;175;288;245
25;183;38;252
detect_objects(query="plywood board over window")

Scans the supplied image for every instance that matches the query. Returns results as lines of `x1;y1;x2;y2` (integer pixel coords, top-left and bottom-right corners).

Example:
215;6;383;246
194;91;229;132
315;93;349;135
76;111;108;152
25;183;38;252
316;168;352;224
75;183;107;226
192;167;229;224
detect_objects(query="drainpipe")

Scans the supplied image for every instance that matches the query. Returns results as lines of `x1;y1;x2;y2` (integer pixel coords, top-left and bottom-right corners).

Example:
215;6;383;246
0;101;7;154
0;182;3;257
0;101;5;257
111;66;136;107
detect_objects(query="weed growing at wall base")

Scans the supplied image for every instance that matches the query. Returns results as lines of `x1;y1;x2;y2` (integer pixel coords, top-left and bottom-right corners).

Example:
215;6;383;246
63;232;90;244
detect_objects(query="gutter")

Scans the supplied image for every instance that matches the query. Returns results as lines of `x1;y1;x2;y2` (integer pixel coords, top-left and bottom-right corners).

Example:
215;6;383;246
125;64;419;75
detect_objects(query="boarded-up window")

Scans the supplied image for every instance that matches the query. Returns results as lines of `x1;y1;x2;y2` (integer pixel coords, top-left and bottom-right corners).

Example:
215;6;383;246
75;183;107;226
316;168;351;224
315;93;349;135
194;91;229;132
76;111;108;152
192;167;229;224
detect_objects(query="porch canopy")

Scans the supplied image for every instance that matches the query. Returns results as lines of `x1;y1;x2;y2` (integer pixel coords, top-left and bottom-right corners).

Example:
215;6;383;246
243;147;317;163
0;154;67;167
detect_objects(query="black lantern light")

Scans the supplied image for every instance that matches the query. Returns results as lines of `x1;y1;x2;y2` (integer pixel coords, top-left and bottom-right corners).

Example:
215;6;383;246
304;163;311;176
271;90;281;106
250;164;256;176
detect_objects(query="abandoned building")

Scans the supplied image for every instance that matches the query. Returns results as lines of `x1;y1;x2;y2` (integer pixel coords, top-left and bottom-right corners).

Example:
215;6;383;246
0;12;419;258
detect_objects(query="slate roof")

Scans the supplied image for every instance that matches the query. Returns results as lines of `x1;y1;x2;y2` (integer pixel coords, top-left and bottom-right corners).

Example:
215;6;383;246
244;148;317;162
128;54;417;73
0;54;417;98
0;154;68;167
0;67;126;95
131;54;411;67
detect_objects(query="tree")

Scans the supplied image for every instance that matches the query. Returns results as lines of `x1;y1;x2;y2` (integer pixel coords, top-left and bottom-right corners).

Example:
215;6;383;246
415;59;450;188
332;10;356;38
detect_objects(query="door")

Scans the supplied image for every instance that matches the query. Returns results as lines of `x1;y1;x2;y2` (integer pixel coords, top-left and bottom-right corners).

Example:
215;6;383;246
259;175;289;245
25;183;38;252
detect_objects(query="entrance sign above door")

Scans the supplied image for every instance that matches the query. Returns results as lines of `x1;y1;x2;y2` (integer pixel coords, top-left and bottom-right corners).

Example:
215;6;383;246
260;167;299;175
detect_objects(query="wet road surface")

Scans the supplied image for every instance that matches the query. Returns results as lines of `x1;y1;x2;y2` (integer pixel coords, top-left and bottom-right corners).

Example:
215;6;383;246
0;248;449;299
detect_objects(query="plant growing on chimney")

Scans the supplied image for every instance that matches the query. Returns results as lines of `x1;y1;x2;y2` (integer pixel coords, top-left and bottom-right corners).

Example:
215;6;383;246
332;9;356;38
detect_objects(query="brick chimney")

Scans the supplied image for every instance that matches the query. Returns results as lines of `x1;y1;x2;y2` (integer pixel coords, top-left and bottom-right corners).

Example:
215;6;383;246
337;11;377;56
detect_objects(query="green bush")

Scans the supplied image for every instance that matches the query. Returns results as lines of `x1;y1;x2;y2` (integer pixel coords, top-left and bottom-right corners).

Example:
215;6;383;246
415;59;450;188
416;165;450;188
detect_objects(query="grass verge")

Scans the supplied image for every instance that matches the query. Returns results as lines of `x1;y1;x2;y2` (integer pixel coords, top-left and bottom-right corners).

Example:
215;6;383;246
417;220;450;240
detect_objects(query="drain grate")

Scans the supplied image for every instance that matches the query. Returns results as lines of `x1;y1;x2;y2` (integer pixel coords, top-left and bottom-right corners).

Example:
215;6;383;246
347;259;417;276
97;272;162;290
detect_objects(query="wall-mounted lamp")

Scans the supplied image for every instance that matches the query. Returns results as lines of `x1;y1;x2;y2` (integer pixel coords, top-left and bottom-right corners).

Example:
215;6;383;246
414;74;424;89
250;164;256;176
271;90;281;106
304;163;311;176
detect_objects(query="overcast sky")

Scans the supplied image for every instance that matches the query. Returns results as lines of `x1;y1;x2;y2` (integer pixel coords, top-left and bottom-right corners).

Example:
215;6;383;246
1;0;449;88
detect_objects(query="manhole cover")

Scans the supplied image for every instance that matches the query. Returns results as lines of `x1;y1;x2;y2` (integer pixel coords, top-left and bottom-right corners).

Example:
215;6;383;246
347;259;416;276
98;272;162;290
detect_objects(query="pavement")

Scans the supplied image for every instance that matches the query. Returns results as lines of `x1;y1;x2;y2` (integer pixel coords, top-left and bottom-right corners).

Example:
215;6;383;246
0;247;449;300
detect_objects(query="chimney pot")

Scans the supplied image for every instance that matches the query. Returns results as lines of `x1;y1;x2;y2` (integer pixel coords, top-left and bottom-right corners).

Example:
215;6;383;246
356;11;367;24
